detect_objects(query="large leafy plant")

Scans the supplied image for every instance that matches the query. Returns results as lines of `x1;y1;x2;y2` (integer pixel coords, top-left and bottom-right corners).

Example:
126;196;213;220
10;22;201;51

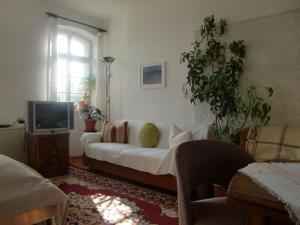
80;74;96;102
181;15;273;143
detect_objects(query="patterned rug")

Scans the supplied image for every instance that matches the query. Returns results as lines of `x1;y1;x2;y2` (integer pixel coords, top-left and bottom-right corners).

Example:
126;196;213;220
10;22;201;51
51;167;178;225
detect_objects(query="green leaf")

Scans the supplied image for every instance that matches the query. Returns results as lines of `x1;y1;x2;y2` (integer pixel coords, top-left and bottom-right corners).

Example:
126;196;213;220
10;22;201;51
267;87;274;97
219;19;226;34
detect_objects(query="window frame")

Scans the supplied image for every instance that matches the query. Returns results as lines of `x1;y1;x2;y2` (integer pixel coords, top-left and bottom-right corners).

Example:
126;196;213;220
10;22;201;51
56;29;93;103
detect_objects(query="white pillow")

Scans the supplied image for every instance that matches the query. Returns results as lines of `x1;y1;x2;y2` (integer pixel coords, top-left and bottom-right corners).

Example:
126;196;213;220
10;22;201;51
192;124;209;140
169;125;192;148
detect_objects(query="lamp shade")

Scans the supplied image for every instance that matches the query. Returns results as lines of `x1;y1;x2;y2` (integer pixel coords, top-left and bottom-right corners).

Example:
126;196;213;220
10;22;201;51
102;56;115;64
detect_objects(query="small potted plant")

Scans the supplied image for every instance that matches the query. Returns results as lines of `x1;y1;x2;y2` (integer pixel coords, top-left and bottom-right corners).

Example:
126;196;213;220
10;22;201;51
78;105;104;132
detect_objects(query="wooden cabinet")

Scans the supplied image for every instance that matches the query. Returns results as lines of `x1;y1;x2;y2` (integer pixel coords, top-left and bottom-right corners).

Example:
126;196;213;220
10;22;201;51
27;133;69;177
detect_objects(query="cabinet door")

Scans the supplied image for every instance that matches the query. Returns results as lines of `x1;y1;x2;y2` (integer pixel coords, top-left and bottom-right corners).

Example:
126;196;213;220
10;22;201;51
38;141;69;176
55;141;69;172
27;136;39;170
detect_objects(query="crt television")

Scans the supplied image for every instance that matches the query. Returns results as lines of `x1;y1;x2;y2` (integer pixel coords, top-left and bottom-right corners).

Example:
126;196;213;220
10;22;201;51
28;101;74;134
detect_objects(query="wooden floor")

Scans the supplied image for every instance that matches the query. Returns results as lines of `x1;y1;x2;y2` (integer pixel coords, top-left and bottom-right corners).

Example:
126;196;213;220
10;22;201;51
69;156;89;170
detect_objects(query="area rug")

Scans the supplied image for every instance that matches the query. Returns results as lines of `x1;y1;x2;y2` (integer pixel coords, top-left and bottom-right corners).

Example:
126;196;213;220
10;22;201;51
51;166;178;225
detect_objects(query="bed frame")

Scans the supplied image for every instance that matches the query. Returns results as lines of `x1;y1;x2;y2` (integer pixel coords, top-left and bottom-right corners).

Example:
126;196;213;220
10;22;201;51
84;155;177;192
0;203;63;225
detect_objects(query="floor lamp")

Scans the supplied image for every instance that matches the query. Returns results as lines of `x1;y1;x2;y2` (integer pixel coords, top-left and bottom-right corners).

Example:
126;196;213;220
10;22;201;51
102;56;115;122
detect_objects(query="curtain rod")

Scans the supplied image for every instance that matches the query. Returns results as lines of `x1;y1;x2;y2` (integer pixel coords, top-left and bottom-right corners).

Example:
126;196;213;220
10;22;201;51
46;12;107;33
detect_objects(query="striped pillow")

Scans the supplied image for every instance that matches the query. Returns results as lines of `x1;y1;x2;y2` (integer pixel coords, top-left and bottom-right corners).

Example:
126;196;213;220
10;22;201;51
102;121;128;143
102;122;116;142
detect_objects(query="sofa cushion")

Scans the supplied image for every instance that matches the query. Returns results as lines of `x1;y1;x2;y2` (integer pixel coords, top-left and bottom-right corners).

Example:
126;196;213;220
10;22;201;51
102;121;128;143
139;122;160;148
127;120;170;149
169;125;192;148
245;125;300;162
115;121;128;143
122;120;208;149
102;122;116;142
281;127;300;161
192;125;209;140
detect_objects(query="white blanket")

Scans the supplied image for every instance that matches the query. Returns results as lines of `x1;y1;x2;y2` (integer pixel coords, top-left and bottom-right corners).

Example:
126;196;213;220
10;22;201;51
0;154;68;224
85;143;178;176
240;163;300;225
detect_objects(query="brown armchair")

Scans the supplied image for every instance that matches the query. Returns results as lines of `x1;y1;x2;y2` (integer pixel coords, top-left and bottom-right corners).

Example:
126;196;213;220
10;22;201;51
175;140;254;225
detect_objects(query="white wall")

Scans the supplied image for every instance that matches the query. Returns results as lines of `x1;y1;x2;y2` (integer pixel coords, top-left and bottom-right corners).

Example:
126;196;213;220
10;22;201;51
107;0;300;126
0;0;105;156
224;10;300;125
104;14;130;121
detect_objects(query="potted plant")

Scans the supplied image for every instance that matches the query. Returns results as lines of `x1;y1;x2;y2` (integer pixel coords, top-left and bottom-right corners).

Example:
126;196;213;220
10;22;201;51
78;105;104;132
181;15;273;143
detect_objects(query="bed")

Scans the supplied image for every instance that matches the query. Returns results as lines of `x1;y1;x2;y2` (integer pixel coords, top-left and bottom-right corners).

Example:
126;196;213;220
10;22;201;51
0;154;68;225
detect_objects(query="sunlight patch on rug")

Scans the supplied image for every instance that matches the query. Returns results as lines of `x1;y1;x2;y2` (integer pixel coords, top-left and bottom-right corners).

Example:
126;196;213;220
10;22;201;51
92;194;137;224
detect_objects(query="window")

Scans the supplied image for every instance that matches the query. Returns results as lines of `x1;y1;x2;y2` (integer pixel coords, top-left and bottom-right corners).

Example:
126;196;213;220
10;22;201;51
56;30;92;103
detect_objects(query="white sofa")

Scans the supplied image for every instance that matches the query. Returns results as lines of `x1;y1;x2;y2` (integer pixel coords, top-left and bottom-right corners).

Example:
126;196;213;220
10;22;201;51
80;120;208;190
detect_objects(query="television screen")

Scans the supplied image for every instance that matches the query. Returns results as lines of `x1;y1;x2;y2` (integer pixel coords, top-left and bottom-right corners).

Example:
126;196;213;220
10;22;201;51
35;103;69;129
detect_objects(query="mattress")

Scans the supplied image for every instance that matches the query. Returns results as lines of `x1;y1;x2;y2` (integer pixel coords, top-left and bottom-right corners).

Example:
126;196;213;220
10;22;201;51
0;154;68;224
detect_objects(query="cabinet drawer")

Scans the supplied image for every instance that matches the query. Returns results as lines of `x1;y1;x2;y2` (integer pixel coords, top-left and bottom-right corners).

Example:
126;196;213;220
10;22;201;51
39;135;68;144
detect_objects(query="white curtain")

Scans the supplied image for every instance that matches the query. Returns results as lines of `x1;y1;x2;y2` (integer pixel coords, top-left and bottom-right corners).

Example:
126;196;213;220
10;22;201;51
92;32;106;112
46;17;58;101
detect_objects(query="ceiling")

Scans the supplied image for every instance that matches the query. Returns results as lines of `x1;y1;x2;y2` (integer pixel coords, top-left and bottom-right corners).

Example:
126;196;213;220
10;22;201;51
46;0;133;21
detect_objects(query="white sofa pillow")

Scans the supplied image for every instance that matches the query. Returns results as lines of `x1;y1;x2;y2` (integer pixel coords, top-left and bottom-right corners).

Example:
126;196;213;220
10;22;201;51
192;124;209;140
169;125;192;148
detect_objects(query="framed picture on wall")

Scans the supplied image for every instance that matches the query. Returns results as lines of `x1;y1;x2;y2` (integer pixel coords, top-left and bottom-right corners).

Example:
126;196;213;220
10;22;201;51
140;62;166;89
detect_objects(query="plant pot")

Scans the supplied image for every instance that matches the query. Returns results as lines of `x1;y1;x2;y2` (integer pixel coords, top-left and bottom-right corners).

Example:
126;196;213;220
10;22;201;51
84;119;97;132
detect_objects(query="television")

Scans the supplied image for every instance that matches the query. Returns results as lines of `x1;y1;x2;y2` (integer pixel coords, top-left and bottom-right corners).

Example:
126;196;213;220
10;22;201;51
28;101;74;134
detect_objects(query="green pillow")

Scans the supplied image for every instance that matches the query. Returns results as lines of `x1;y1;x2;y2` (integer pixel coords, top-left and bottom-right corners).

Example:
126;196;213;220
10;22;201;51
139;122;160;148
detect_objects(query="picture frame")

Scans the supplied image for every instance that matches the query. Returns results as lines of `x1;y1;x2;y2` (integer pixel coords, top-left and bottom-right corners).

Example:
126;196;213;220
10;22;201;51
140;62;166;89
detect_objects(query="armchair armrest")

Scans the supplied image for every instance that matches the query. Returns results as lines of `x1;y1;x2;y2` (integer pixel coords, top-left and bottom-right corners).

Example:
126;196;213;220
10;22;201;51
80;132;102;151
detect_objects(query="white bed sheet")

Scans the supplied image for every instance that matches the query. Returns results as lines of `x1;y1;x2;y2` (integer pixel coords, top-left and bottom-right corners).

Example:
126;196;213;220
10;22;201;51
240;163;300;225
0;154;68;224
